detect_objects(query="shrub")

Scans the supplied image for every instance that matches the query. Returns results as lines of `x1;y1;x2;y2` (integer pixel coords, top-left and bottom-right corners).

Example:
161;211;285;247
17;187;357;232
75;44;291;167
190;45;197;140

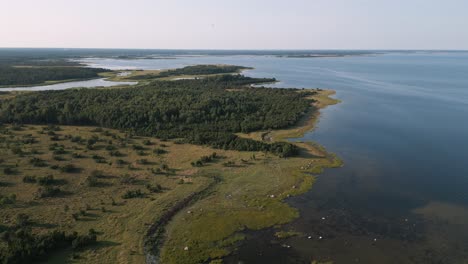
3;167;16;175
37;175;56;186
71;230;97;249
29;157;47;167
46;124;61;131
53;148;66;155
191;160;203;167
50;135;60;141
11;147;24;155
85;176;99;187
109;150;123;157
90;170;104;178
36;186;62;198
0;194;16;206
146;184;162;193
22;176;37;183
72;152;85;158
223;161;236;167
22;136;37;144
53;155;66;161
105;145;116;151
120;174;135;185
30;149;40;155
91;155;106;163
132;144;145;151
11;124;23;131
48;143;60;150
136;159;149;165
70;136;82;143
153;148;167;155
151;168;163;175
122;189;144;199
115;159;127;166
191;153;218;167
136;150;146;156
15;213;30;227
91;127;103;132
60;164;78;173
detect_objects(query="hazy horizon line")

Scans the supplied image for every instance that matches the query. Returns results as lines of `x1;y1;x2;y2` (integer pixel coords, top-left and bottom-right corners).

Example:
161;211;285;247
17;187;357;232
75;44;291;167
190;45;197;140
1;47;467;52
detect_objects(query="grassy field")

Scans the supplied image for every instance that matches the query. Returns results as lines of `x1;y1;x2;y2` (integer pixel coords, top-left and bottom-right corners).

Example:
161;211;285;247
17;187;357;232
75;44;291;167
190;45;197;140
0;125;213;263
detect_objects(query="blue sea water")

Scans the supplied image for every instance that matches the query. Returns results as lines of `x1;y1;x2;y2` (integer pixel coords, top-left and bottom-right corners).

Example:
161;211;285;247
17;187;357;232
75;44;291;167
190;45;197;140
225;52;468;264
82;52;468;203
76;52;468;263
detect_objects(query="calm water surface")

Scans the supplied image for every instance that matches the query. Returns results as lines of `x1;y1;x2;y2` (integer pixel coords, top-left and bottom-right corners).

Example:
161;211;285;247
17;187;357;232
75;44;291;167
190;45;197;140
83;53;468;263
0;78;136;91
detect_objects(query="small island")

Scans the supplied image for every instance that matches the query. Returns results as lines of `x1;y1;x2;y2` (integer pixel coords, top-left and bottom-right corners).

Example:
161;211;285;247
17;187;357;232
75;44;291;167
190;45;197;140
0;64;341;263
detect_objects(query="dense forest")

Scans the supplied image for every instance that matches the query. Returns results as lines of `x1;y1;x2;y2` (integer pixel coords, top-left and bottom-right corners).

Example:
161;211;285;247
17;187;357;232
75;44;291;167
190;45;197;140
0;66;110;86
128;65;252;80
0;74;315;157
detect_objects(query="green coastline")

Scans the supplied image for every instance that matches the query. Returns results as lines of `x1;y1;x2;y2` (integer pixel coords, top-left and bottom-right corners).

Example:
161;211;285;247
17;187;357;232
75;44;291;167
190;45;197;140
157;89;342;263
0;65;342;264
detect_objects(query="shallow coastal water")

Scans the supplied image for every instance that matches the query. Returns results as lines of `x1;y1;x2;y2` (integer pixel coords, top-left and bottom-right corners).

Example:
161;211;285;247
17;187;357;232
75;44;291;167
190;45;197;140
80;52;468;263
0;78;136;91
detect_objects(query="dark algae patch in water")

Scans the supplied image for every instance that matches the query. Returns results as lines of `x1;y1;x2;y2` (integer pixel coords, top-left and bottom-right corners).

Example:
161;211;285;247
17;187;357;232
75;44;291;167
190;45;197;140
226;169;468;264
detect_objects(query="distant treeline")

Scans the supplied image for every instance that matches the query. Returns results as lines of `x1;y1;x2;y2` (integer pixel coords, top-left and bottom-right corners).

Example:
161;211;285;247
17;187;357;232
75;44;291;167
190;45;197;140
0;74;314;157
128;65;252;80
159;65;250;76
0;66;110;86
0;58;81;67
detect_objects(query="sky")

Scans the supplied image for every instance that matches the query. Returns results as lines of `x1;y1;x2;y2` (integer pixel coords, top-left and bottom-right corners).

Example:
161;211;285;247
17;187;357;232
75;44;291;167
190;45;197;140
1;0;467;50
